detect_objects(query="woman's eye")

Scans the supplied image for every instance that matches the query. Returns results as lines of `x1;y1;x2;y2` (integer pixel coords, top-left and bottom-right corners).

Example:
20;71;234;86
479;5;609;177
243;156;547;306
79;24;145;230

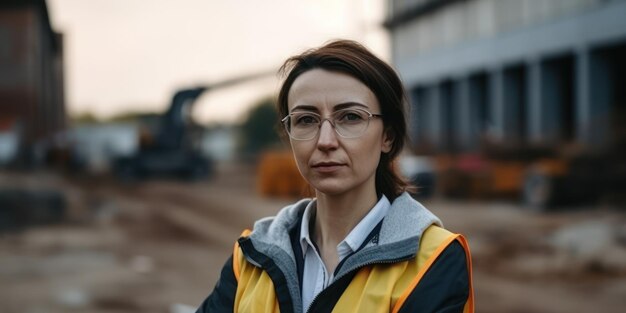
295;115;318;125
339;111;364;122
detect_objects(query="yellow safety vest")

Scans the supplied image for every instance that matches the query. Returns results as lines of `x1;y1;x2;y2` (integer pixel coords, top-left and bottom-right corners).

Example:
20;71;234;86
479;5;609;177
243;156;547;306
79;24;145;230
232;225;474;313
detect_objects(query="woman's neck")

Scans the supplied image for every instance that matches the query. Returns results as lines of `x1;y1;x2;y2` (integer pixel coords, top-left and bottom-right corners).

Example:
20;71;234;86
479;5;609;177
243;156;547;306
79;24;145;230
313;186;379;249
311;185;378;274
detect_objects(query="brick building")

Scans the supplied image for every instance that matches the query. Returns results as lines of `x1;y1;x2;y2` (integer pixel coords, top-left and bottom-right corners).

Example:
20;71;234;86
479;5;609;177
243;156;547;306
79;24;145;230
0;0;65;165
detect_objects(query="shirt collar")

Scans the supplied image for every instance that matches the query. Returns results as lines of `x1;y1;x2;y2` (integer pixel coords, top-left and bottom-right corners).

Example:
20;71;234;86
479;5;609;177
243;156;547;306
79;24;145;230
299;200;317;255
299;195;391;257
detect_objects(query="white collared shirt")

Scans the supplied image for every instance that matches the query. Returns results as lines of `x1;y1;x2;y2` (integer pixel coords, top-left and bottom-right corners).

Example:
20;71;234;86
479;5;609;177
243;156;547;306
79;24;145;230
299;195;390;311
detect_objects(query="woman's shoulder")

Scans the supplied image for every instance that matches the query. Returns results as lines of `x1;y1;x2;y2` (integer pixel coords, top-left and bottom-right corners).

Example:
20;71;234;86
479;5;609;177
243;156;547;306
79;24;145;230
379;192;442;243
248;197;314;241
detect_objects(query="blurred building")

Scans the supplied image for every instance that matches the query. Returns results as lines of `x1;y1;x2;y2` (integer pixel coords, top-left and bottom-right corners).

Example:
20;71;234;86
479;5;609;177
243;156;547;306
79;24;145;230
385;0;626;206
0;0;66;166
386;0;626;152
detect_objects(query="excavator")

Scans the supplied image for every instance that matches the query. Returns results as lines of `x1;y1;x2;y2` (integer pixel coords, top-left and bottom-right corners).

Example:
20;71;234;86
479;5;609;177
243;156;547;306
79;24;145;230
113;71;272;180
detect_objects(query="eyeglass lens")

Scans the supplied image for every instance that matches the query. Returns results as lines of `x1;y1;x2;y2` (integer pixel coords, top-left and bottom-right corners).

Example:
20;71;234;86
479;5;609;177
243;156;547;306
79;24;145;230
285;109;373;140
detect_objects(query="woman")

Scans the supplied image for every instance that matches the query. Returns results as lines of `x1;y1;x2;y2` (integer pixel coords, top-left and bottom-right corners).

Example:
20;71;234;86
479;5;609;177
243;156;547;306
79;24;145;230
196;40;473;313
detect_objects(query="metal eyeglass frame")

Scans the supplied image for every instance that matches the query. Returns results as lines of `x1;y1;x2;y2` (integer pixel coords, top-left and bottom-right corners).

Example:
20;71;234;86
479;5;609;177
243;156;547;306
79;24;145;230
281;108;383;140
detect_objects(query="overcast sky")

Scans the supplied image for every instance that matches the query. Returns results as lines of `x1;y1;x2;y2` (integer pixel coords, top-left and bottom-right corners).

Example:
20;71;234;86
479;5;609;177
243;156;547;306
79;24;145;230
47;0;389;124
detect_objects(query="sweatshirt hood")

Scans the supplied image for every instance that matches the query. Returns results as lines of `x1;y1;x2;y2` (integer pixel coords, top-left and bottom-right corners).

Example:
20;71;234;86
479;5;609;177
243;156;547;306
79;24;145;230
242;192;441;313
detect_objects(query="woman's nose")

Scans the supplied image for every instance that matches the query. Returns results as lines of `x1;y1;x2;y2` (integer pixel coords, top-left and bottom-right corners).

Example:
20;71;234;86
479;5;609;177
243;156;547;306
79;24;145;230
316;120;339;150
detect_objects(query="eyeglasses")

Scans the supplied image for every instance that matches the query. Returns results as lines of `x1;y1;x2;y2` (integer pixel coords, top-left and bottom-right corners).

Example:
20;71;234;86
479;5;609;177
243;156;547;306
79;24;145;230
281;108;382;141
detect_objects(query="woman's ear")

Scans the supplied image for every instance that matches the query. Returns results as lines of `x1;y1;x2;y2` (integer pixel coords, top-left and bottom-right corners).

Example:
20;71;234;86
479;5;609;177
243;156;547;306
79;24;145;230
381;129;394;153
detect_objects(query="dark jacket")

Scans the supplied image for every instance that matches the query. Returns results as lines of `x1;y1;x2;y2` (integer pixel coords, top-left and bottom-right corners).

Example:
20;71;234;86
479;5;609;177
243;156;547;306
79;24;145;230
196;192;473;313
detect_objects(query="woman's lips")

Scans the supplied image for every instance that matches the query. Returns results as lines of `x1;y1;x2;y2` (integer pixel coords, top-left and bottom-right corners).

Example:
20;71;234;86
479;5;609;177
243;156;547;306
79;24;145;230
312;162;345;173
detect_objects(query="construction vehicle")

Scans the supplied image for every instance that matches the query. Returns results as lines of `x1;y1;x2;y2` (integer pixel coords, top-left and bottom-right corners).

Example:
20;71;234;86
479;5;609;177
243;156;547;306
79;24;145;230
437;116;626;211
113;71;272;180
113;87;211;180
434;79;626;211
522;118;626;210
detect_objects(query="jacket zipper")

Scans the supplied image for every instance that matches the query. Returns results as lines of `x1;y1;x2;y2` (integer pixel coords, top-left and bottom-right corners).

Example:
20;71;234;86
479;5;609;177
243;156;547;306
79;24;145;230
305;255;413;313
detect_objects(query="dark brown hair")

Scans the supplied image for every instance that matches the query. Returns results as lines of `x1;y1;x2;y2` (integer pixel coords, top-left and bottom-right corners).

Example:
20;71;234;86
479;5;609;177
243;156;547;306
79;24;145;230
277;39;413;200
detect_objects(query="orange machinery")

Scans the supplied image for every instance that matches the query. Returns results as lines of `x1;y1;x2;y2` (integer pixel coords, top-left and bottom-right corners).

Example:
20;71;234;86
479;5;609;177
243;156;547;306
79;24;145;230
257;149;310;198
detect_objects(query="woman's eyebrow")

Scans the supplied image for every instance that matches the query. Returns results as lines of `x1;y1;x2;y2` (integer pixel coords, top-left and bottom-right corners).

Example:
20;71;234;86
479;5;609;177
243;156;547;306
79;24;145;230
290;105;319;112
333;102;369;111
290;102;368;113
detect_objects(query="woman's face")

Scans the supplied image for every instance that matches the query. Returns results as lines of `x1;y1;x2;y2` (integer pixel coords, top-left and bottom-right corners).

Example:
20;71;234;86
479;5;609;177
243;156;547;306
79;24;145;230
287;69;392;197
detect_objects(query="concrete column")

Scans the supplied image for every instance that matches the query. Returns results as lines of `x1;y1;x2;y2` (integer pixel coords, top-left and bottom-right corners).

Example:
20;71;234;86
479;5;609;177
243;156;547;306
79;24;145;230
575;47;591;145
456;76;471;151
430;84;442;151
489;68;504;142
588;50;612;147
527;59;542;144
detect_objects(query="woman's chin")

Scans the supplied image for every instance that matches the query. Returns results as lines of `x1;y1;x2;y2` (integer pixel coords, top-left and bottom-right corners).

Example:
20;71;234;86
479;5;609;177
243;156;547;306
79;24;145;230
310;181;350;196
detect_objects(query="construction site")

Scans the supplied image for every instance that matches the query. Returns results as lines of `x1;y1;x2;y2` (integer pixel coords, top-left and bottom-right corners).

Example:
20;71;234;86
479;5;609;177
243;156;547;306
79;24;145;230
2;163;626;313
1;0;626;312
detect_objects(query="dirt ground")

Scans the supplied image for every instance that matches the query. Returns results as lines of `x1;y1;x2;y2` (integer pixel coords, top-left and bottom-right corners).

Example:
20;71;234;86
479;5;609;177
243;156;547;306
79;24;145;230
1;162;625;313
